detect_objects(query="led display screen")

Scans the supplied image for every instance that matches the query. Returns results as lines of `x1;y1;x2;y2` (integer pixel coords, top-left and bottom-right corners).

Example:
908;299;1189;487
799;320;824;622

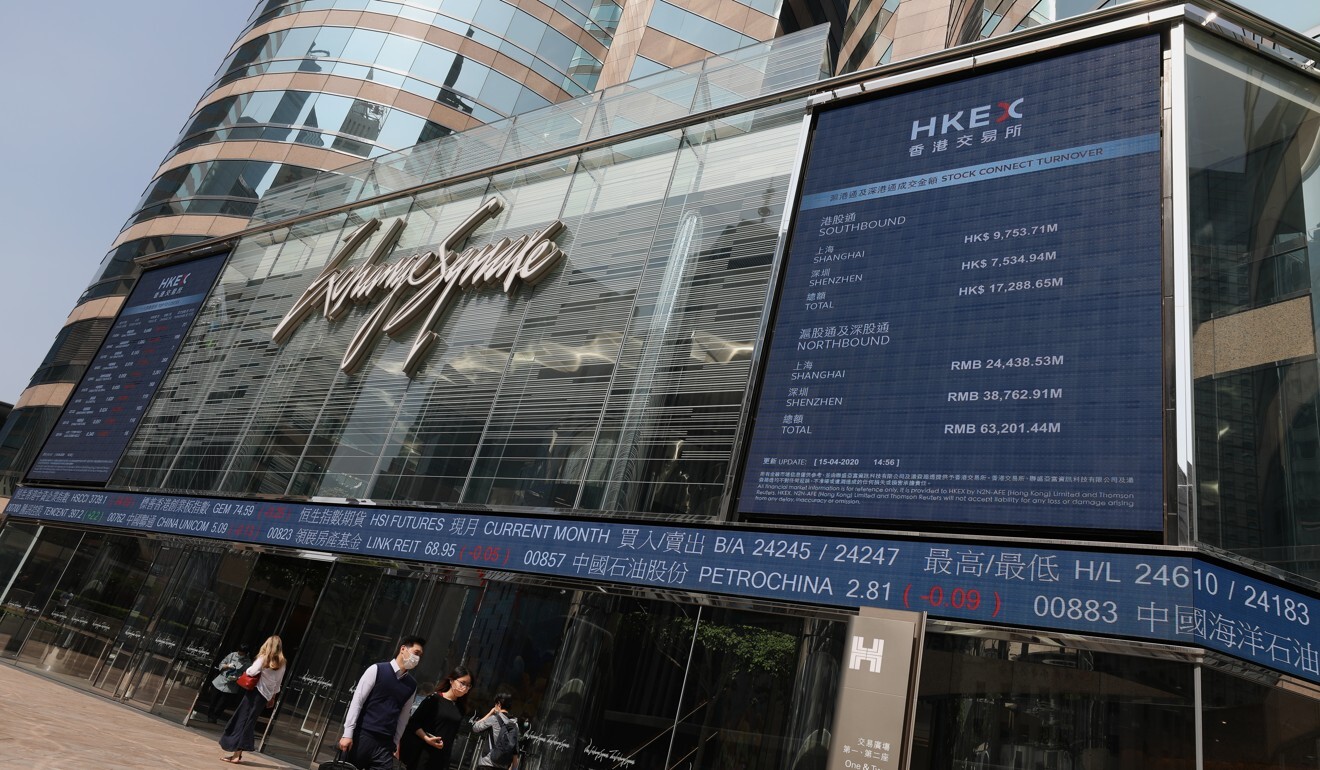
739;36;1164;531
27;253;228;484
8;484;1317;685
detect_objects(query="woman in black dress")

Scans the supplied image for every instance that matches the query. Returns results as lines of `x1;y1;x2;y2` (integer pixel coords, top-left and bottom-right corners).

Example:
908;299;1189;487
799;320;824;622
401;666;474;770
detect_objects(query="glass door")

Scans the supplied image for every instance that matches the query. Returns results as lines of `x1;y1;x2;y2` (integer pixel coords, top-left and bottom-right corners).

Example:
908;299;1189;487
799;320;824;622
0;525;83;659
260;563;386;762
133;547;255;720
14;532;158;688
180;553;334;747
92;543;188;699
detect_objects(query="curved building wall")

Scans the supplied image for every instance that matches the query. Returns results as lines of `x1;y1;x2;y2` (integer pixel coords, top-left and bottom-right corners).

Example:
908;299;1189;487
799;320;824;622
945;0;1123;47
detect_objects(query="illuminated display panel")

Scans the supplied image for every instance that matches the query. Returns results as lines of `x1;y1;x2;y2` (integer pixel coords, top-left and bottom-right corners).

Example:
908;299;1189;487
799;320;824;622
27;254;228;484
739;36;1165;531
8;484;1317;686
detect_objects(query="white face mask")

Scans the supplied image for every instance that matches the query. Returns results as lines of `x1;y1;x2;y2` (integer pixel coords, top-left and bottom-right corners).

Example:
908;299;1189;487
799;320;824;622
401;652;421;670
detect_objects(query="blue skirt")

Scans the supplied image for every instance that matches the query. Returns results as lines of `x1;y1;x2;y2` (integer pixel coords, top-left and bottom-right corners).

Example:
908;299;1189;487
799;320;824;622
219;686;267;752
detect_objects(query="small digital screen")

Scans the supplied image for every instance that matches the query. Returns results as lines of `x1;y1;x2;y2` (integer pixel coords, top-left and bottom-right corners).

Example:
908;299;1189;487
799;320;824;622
27;253;228;484
739;36;1165;531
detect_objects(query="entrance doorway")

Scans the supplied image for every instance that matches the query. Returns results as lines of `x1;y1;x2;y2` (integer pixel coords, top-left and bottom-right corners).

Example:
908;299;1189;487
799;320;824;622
0;524;335;729
177;553;332;728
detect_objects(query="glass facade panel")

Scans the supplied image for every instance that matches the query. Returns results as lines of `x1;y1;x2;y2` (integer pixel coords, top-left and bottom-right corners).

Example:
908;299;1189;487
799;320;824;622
127;159;319;227
648;2;757;54
1186;30;1320;580
12;531;154;685
629;55;668;81
0;526;77;654
110;102;803;521
208;18;600;108
1202;667;1320;769
176;92;435;157
0;388;50;479
668;607;825;770
913;636;1197;769
296;580;845;770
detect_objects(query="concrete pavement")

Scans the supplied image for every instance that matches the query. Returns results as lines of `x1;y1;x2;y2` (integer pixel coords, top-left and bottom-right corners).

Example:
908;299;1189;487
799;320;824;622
0;662;303;769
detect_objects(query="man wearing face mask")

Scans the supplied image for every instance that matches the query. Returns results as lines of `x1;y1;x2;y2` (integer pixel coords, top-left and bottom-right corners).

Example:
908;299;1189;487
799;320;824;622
340;635;426;770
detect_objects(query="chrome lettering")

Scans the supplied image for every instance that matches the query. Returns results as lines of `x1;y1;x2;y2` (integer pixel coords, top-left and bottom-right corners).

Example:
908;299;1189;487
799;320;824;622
272;197;566;375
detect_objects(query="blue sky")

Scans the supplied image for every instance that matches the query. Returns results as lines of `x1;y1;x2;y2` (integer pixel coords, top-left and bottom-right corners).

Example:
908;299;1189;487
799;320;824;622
0;2;253;404
0;1;1315;406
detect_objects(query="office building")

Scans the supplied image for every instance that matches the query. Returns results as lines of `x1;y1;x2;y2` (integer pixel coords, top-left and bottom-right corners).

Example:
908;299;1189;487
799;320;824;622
15;0;1319;502
2;1;1320;768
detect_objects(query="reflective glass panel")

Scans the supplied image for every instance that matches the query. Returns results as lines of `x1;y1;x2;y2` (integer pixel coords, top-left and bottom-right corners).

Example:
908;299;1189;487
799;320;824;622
0;525;81;658
1186;30;1320;580
912;635;1196;769
1202;667;1320;769
114;97;805;521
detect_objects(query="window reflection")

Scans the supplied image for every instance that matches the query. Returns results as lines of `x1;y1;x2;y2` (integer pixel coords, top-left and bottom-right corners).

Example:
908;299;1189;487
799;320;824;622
913;635;1196;769
647;2;757;54
1202;667;1320;769
1186;30;1320;581
127;160;319;229
208;15;601;104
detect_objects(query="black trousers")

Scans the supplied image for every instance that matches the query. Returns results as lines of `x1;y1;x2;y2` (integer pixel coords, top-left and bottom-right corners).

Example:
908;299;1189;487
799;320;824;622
350;730;399;770
202;684;239;721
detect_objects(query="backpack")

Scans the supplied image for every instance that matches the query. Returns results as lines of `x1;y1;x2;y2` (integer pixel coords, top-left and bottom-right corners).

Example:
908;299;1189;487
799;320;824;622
486;713;520;768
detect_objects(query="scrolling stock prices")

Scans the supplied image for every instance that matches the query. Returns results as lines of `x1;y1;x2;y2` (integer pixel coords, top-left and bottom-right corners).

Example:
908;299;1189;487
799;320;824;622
7;487;1318;686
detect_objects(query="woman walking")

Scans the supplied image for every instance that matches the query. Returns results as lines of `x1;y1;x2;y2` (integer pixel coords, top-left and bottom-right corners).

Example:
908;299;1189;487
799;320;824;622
220;635;286;764
400;666;473;770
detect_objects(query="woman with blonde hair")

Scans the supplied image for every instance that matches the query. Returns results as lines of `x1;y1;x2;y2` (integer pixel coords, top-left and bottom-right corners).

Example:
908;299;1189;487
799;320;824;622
220;635;286;764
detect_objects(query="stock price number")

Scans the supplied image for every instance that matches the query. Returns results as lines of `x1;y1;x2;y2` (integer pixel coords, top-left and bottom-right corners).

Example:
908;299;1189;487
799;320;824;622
991;223;1059;239
461;545;510;564
845;580;891;601
524;551;567;568
976;422;1062;435
1238;583;1311;625
423;541;457;558
753;539;813;560
985;355;1066;369
903;584;1002;617
231;524;260;539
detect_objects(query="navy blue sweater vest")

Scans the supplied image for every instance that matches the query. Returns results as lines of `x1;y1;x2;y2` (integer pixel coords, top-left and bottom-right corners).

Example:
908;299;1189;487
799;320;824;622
359;661;417;739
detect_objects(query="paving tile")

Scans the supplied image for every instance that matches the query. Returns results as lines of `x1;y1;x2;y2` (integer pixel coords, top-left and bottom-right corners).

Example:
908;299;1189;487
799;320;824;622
0;663;303;770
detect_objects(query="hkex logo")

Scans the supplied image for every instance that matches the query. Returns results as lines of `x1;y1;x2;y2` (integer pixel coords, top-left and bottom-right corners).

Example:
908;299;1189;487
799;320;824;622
910;98;1024;140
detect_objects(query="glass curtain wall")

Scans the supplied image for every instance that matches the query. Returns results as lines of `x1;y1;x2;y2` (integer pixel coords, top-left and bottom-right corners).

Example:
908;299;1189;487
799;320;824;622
110;101;805;522
278;572;848;770
0;525;257;712
1185;29;1320;582
914;636;1199;769
1201;667;1320;769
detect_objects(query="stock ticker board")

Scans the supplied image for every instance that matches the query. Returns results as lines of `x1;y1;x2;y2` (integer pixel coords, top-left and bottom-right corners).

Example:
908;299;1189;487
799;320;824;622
26;254;229;484
8;485;1318;685
738;36;1165;531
